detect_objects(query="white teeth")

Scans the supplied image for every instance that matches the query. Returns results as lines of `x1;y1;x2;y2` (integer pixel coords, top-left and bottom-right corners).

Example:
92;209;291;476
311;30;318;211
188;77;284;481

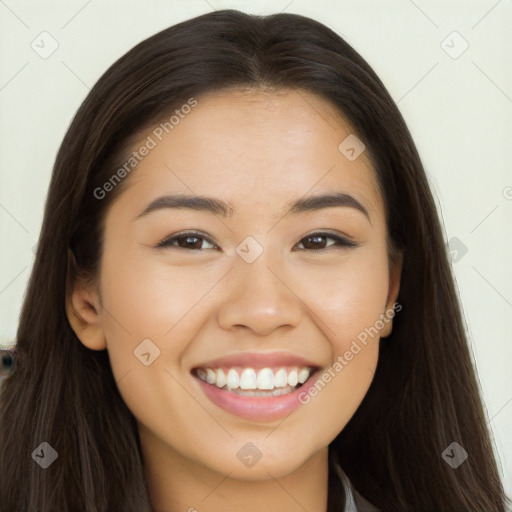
196;366;313;392
206;368;216;384
216;368;226;388
239;368;257;389
298;367;309;384
287;369;298;387
233;385;295;397
256;368;274;390
226;369;239;389
274;368;288;388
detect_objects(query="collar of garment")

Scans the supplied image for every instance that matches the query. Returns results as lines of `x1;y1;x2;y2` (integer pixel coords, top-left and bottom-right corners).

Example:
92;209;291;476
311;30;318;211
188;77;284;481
332;459;381;512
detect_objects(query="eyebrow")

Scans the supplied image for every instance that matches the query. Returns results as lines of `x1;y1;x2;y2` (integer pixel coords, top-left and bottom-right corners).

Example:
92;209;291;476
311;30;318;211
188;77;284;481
136;191;371;223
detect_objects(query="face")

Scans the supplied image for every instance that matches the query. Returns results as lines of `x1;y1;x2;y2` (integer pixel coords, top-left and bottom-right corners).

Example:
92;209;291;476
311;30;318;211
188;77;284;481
69;87;401;481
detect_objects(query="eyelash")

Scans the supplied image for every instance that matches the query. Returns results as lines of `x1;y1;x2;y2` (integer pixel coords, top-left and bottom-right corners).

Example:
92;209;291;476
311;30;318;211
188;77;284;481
155;231;359;252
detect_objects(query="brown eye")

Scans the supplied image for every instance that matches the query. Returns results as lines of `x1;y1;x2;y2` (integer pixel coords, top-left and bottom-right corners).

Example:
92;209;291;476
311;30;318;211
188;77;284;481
157;232;217;250
295;233;358;251
155;231;357;252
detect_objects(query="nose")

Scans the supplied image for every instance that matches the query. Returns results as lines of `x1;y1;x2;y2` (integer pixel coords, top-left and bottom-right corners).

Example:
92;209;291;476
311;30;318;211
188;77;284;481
216;251;303;337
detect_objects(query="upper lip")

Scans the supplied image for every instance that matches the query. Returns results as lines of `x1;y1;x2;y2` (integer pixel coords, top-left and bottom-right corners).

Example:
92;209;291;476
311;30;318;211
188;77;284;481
192;351;321;370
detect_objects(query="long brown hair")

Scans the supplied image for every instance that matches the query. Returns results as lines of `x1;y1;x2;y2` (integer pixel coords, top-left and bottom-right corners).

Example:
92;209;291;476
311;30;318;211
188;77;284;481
0;9;508;511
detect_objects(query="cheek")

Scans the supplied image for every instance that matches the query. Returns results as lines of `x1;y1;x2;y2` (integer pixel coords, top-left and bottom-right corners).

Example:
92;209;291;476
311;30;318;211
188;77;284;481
297;348;378;453
97;246;230;395
295;244;390;349
99;246;209;340
289;246;388;432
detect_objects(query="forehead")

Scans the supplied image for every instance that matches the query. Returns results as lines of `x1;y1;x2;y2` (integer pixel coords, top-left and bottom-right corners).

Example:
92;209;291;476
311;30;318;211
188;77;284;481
112;87;383;223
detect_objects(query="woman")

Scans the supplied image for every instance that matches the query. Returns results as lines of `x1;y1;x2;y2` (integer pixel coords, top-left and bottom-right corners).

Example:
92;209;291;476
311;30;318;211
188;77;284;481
0;9;508;512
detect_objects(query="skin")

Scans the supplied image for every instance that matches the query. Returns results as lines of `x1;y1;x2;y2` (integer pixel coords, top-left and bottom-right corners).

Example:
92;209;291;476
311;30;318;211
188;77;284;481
67;87;402;512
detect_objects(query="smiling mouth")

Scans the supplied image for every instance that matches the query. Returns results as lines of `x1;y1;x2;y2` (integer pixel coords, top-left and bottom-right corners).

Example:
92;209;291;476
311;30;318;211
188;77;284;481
192;366;317;397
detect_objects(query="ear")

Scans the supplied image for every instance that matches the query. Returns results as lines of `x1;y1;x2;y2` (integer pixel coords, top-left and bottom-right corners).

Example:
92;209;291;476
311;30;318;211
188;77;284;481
380;249;404;338
65;248;107;350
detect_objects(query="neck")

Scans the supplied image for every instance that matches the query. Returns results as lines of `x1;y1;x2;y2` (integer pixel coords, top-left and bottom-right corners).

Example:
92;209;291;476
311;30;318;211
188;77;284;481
139;425;329;512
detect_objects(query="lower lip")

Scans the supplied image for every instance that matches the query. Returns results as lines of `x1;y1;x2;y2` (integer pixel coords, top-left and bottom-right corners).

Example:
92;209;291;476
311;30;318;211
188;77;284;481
193;371;320;422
